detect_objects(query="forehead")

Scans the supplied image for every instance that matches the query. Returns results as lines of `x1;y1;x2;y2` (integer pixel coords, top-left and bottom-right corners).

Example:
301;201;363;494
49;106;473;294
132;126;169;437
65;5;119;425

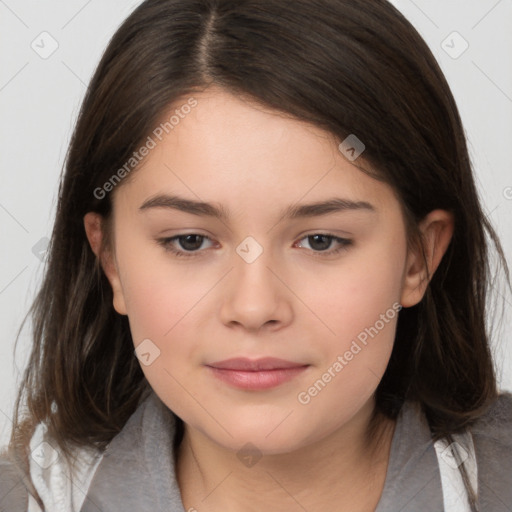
113;88;398;219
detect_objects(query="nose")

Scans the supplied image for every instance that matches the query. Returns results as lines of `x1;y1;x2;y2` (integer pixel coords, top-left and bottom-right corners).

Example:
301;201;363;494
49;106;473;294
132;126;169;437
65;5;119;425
218;246;293;333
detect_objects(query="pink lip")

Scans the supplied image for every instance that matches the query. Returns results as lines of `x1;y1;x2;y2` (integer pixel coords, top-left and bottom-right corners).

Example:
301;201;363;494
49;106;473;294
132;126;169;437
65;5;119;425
205;357;310;390
207;357;306;371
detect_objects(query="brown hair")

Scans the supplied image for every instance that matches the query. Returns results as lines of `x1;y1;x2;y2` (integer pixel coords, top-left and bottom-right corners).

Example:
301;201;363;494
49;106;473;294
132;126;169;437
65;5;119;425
6;0;511;509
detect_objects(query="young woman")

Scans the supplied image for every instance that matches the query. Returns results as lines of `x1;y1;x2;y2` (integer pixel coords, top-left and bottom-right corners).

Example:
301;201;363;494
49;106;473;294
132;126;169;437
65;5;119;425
1;1;511;511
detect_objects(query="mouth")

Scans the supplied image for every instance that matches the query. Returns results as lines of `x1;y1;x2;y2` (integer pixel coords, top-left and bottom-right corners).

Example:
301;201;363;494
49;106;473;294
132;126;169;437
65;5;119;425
205;357;310;390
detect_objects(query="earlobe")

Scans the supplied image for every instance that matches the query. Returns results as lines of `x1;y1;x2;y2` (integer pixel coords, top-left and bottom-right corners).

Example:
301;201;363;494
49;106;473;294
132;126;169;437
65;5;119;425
83;212;128;315
400;209;454;308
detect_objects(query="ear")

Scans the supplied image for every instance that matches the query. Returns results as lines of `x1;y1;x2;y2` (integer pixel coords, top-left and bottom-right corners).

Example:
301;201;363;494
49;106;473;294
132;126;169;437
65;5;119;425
400;209;454;308
83;212;128;315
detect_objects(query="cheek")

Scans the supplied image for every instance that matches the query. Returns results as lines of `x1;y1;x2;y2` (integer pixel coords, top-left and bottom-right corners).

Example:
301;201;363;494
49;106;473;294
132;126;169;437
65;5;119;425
121;267;183;342
301;236;405;396
115;238;210;366
310;236;404;341
117;249;211;414
116;231;203;333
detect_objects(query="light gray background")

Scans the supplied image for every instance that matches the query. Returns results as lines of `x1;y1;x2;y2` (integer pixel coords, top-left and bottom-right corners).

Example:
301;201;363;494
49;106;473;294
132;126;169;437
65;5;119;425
1;0;511;448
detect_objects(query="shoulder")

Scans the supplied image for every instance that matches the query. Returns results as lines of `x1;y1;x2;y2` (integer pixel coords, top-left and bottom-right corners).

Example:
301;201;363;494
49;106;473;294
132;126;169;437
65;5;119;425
1;422;106;512
0;454;29;511
469;392;512;508
470;392;512;445
27;422;104;512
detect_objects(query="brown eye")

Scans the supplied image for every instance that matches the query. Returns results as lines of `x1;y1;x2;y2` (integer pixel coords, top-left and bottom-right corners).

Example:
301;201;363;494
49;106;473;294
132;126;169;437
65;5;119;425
296;233;352;256
157;234;214;257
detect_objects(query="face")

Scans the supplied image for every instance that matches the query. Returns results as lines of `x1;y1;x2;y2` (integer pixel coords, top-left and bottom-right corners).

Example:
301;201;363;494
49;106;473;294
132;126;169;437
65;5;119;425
85;87;439;455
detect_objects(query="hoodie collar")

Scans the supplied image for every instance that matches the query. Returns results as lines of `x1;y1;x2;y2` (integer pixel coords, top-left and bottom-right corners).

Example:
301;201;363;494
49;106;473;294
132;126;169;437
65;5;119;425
80;391;185;512
80;392;443;512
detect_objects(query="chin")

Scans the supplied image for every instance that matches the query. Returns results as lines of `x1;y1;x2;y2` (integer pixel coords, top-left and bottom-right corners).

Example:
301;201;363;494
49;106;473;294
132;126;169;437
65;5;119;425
199;417;310;456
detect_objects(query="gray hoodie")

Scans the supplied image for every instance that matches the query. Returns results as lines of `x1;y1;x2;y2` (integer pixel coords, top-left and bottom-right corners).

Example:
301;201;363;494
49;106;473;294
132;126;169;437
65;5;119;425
1;391;511;511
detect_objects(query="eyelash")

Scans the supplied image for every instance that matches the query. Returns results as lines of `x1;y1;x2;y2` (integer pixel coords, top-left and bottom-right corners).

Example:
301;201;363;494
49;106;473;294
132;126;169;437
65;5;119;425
156;233;353;258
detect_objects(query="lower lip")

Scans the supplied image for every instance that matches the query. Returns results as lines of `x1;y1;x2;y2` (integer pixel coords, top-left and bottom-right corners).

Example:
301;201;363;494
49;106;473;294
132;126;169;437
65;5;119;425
206;365;309;390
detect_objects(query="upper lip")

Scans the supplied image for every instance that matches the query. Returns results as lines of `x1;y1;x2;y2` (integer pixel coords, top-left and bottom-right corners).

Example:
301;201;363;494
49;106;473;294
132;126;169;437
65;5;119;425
206;357;308;371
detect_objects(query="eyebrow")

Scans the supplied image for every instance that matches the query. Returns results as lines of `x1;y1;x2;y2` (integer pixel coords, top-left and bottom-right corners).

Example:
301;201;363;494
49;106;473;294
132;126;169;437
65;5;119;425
139;194;376;221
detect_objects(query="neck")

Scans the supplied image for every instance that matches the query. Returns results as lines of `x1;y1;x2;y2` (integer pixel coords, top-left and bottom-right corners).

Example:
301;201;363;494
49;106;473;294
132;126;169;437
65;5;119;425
175;397;397;512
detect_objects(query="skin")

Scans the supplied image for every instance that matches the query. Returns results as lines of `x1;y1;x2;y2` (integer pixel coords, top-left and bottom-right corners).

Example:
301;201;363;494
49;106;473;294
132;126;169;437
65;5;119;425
84;86;454;512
